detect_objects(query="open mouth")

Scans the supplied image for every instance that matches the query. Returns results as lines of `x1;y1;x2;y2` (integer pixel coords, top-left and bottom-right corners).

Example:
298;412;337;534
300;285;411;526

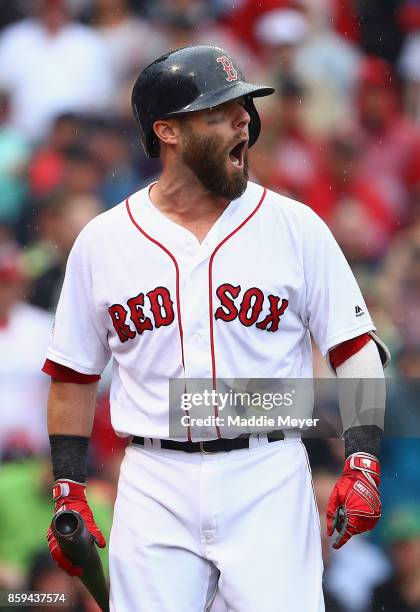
228;140;247;169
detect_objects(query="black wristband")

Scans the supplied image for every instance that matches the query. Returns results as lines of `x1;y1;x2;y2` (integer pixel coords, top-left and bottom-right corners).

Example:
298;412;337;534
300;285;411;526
344;425;382;459
49;434;89;483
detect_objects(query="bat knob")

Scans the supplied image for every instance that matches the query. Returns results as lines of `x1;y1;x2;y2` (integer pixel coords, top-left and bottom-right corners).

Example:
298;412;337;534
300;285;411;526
54;511;79;536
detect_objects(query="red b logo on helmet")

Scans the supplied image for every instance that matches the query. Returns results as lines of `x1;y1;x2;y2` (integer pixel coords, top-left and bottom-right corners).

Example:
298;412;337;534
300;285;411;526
216;56;238;82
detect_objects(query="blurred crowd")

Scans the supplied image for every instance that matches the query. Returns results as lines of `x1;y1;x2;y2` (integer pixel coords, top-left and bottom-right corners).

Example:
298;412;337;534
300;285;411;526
0;0;420;610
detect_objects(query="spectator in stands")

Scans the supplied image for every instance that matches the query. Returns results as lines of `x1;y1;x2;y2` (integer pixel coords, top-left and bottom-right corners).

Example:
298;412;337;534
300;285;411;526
149;0;216;34
0;223;14;249
148;0;257;77
0;242;52;458
87;118;140;208
371;505;420;611
90;0;166;86
220;0;361;52
0;88;30;227
355;56;420;221
357;0;403;63
0;0;115;141
20;117;100;246
255;8;308;86
254;3;361;135
26;551;86;612
0;0;24;31
294;0;361;135
28;114;87;199
28;190;101;311
59;146;104;201
219;0;290;53
377;219;420;347
398;0;420;123
379;346;420;514
250;76;323;205
385;345;420;437
322;128;396;263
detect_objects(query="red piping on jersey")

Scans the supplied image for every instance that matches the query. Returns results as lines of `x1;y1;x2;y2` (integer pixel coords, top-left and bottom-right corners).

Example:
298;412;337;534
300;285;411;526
126;197;191;442
208;187;267;438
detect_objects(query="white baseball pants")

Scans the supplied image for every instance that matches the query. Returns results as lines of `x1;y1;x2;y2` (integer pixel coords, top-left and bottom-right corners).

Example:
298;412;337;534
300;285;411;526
109;437;324;612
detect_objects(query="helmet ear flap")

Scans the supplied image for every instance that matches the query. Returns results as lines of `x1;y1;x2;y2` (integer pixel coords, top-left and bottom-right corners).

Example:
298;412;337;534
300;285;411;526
132;90;159;158
244;98;261;148
147;131;160;158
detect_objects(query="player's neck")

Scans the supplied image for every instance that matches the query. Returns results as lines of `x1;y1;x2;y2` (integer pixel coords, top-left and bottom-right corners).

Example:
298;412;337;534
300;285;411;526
151;169;229;217
149;171;230;243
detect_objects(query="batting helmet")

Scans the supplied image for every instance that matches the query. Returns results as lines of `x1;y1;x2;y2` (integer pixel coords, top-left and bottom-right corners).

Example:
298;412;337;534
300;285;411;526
131;45;275;158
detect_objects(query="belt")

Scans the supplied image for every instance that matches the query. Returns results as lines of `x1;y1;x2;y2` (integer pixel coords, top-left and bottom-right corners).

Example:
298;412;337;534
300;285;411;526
132;432;285;454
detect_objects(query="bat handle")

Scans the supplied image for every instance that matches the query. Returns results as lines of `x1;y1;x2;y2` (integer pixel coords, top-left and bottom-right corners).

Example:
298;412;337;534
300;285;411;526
51;510;110;612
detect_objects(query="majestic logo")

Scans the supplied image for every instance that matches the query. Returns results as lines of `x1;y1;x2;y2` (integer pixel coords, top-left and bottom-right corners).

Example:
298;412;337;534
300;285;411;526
355;305;365;317
362;458;372;468
216;56;238;82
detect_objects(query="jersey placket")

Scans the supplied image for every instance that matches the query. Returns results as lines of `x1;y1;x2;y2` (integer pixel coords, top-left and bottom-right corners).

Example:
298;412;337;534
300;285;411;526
181;237;218;379
177;221;229;441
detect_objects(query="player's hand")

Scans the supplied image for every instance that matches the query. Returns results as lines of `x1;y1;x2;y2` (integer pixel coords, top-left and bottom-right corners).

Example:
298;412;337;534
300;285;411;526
326;452;381;549
47;479;106;576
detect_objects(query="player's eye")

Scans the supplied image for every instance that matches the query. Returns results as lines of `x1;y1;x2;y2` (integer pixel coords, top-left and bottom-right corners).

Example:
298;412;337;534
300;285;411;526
209;99;244;114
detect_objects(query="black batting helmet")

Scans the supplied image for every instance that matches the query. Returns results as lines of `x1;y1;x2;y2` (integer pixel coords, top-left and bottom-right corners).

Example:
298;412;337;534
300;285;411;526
131;45;275;158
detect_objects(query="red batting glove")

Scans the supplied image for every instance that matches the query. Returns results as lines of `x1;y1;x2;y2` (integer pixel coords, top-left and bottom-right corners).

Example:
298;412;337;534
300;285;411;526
326;452;381;549
46;479;106;577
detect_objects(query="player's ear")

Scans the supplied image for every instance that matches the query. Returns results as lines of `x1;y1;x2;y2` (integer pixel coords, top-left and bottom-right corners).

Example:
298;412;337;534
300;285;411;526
153;119;181;149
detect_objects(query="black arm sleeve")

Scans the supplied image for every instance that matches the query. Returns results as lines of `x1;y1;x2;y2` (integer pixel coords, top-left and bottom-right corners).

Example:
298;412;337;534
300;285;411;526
49;434;89;483
344;425;382;459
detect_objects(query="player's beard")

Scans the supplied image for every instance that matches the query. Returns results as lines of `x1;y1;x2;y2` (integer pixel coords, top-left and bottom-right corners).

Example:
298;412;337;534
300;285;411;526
181;126;249;201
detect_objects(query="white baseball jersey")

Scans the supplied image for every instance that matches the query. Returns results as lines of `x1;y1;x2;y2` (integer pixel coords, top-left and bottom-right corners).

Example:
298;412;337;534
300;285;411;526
46;180;375;440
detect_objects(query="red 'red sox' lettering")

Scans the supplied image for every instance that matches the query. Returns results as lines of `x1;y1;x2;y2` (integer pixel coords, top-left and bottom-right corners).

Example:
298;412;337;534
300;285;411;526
215;284;241;322
127;292;153;335
147;287;175;327
239;287;265;327
256;295;289;332
215;283;288;332
110;284;288;343
108;303;136;343
109;286;174;343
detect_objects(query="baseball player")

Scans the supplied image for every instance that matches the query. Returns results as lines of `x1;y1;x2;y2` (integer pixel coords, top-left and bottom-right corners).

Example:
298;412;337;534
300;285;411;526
44;45;390;611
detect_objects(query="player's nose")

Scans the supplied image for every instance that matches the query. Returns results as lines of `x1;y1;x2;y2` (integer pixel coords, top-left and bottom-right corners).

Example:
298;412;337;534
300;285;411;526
232;102;251;132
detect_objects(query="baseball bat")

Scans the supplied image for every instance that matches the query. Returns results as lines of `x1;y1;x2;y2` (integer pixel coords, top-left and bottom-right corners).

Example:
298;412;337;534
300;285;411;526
51;510;109;612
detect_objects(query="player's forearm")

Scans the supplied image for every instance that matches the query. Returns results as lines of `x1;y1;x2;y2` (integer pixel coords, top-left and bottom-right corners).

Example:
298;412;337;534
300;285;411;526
335;340;386;458
48;380;98;483
48;380;98;436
